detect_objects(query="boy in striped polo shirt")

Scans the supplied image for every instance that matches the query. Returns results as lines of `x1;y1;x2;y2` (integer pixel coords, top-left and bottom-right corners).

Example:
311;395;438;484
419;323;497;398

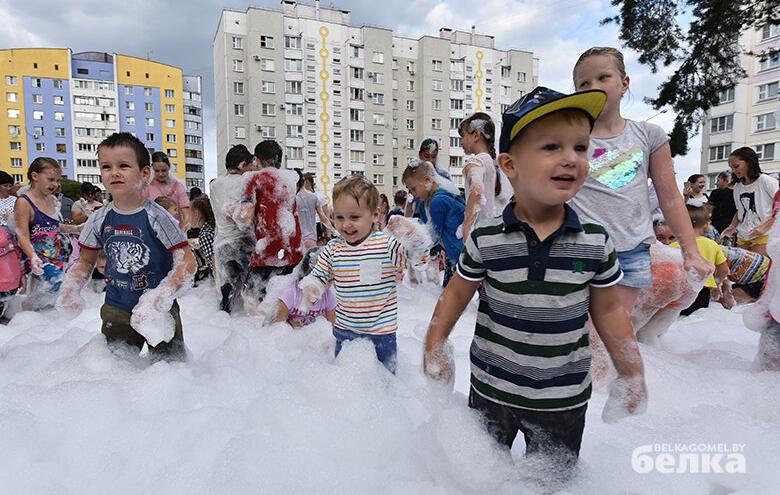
424;87;647;472
301;175;406;372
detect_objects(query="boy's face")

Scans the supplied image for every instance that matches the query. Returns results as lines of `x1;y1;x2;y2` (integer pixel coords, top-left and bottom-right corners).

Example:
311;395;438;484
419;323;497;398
404;175;434;202
654;224;676;245
332;194;378;245
497;111;590;209
99;145;150;198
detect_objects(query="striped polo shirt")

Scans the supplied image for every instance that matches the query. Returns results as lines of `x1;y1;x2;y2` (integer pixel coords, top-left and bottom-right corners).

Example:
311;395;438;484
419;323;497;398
310;231;406;335
457;203;623;411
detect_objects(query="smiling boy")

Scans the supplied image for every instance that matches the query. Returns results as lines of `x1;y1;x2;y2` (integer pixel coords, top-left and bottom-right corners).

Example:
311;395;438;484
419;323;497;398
56;132;196;359
423;87;646;471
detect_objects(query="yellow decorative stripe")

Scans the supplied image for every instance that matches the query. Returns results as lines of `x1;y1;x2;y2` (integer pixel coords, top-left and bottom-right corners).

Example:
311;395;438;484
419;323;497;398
318;26;331;203
475;50;484;112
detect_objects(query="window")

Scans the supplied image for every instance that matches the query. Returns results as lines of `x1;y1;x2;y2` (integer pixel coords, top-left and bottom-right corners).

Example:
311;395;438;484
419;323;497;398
9;142;21;151
233;59;244;72
234;104;245;116
11;158;23;168
124;86;134;96
51;95;63;106
431;118;442;130
450;99;463;110
350;88;364;101
755;143;775;161
145;102;153;112
757;81;779;101
710;114;733;133
451;59;465;72
55;127;65;137
32;94;42;104
501;66;511;79
78;143;98;153
406;119;415;130
450;79;464;91
349;108;364;122
407;61;416;73
352;67;364;79
406;80;415;91
233;82;244;95
288;147;303;159
432;79;443;91
145;117;155;127
5;76;17;86
166;119;176;128
517;71;527;82
431;59;443;71
351;45;364;58
77;174;100;184
7;109;20;119
31;78;41;88
287;125;303;138
350;150;365;163
261;58;275;71
350;129;364;142
709;144;732;162
716;87;735;104
392;79;398;90
373;133;384;145
6;92;17;103
759;52;780;72
754;112;777;132
285;59;302;72
372;51;384;64
406;138;415;149
126;101;135;111
8;125;20;136
166;134;176;143
375;72;386;84
261;80;275;93
260;35;274;48
32;110;44;120
57;144;67;154
261;126;276;138
372;174;384;185
262;103;275;116
372;113;385;125
161;104;173;113
450;136;461;147
285;36;302;49
167;149;177;158
372;155;384;166
761;24;780;40
286;103;303;116
432;99;441;111
232;36;243;49
286;80;302;94
126;116;136;126
77;159;98;168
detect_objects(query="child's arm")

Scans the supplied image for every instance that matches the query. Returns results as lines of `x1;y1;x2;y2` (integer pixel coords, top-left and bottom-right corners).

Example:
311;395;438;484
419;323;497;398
462;159;485;239
325;309;336;324
714;261;729;284
272;299;290;324
649;144;713;279
590;284;646;413
748;216;775;240
55;248;98;315
424;273;481;382
13;199;43;273
299;244;334;309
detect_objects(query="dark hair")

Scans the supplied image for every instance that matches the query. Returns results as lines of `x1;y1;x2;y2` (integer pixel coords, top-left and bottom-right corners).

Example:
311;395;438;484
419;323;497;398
393;189;407;206
717;171;731;181
98;132;150;170
190;196;215;227
303;173;315;188
151;151;171;167
295;169;304;191
226;144;253;170
189;186;203;201
254;140;283;169
27;157;60;182
687;174;705;184
458;112;501;197
729;147;762;183
80;181;97;195
0;171;14;185
419;138;439;157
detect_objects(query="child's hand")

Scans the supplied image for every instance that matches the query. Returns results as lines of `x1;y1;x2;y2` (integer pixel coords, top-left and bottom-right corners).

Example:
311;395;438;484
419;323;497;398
55;285;85;318
29;257;44;276
602;374;647;423
682;251;713;283
298;276;325;312
423;341;455;384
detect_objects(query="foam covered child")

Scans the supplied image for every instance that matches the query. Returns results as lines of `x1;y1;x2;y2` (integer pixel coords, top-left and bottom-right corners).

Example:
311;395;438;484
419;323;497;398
273;247;336;328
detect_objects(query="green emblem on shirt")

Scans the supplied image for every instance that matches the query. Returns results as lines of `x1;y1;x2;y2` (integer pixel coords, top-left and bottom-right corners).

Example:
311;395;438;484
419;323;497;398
572;260;586;274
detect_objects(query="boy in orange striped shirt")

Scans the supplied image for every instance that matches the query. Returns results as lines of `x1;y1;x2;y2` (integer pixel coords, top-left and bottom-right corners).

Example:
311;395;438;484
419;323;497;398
301;175;406;372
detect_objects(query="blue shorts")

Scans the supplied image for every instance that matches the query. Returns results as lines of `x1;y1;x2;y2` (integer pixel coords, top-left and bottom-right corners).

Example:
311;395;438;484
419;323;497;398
333;328;397;373
616;243;652;289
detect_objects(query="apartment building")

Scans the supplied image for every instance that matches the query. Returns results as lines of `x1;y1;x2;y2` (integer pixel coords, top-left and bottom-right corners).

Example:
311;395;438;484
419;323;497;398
699;23;780;187
213;1;537;198
0;48;204;188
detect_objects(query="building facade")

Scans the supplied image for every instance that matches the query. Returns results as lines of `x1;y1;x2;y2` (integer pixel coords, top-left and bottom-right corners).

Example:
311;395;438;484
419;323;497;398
213;1;537;198
699;23;780;187
1;48;204;189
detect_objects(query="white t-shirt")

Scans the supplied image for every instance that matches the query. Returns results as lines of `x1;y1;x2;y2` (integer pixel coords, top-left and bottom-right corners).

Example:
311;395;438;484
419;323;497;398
733;174;779;240
464;152;506;221
210;173;250;244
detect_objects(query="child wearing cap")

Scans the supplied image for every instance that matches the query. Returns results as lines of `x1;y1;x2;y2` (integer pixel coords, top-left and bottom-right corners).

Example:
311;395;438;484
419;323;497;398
423;87;647;473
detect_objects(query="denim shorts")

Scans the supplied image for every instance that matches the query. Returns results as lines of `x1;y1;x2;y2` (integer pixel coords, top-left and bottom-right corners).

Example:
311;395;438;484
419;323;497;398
616;243;652;289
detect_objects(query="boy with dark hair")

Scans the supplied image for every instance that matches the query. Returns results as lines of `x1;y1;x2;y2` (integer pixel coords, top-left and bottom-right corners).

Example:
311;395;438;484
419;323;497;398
211;144;257;313
388;190;407;219
239;140;303;315
423;88;647;473
56;132;196;359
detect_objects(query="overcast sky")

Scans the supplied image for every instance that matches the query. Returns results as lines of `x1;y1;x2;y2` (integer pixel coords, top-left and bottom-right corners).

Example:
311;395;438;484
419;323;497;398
0;0;701;187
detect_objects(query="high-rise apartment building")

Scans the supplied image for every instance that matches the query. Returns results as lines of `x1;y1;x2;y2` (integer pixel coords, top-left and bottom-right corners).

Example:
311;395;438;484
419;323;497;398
0;48;205;189
213;1;537;198
699;23;780;187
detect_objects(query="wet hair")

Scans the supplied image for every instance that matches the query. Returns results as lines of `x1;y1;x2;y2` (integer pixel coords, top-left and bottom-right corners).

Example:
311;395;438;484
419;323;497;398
27;157;60;182
151;151;171;168
459;112;501;196
418;138;439;157
225;144;253;170
190;196;215;227
98;132;150;170
393;189;407;206
573;46;627;82
189;186;203;201
296;246;324;280
729;147;762;183
687;174;705;184
332;174;379;211
717;171;731;181
686;205;710;229
0;171;14;185
402;160;436;183
154;196;177;212
254;140;283;169
652;217;668;228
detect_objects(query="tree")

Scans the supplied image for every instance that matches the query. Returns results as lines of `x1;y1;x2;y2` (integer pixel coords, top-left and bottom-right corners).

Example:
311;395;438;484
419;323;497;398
60;178;82;201
603;0;780;156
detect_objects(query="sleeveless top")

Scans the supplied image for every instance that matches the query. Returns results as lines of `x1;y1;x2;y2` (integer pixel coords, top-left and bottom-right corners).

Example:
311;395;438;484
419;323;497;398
20;194;71;268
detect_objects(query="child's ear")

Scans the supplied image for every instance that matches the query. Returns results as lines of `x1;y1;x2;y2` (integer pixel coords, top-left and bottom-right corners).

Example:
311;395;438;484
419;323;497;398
497;152;517;180
141;165;151;182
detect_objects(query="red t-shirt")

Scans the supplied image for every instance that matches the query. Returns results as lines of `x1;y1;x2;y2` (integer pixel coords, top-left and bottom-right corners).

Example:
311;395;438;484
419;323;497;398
244;168;303;268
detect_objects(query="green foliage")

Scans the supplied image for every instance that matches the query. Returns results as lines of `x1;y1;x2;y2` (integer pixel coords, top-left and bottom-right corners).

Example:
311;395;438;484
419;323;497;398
604;0;780;154
60;178;82;201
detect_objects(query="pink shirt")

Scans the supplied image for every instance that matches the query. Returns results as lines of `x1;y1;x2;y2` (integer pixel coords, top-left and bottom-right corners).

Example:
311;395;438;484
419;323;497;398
146;178;190;211
277;278;336;327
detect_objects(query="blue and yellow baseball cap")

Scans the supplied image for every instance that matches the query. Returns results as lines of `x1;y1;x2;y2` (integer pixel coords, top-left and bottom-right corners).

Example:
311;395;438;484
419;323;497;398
498;87;607;153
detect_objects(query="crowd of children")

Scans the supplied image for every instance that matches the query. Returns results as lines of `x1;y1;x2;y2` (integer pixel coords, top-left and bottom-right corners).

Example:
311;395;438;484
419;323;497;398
1;44;778;486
